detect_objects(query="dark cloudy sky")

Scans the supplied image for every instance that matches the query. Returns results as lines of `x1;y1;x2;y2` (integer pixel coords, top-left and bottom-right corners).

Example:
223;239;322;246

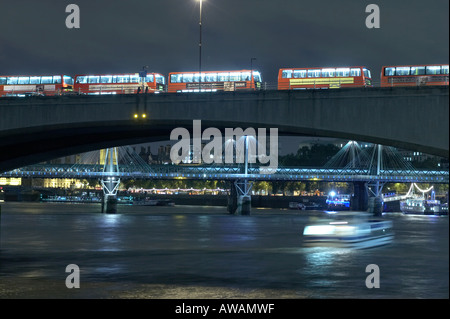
1;0;448;83
0;0;448;155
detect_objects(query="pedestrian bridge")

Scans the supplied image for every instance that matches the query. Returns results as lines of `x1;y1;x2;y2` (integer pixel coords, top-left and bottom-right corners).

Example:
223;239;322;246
0;86;448;173
2;163;448;184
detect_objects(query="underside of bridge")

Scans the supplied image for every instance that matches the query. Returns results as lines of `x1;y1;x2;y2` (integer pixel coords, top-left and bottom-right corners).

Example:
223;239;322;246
0;86;448;173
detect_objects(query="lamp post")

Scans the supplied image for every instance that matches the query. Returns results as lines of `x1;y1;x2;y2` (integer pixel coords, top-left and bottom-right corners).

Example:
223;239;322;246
250;57;256;89
198;0;203;92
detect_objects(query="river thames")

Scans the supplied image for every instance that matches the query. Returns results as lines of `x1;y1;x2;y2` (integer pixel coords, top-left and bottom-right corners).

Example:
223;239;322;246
0;202;448;300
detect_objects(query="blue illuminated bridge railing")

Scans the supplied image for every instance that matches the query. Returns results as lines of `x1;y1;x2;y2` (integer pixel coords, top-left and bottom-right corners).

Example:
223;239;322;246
1;164;448;184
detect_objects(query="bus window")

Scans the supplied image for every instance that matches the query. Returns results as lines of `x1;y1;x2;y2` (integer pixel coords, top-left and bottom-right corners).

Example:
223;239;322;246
18;77;30;84
41;76;53;84
395;67;410;76
229;72;240;81
7;77;19;85
194;73;206;83
170;74;181;83
76;76;87;84
218;73;229;81
442;65;449;75
117;75;130;83
130;75;139;83
64;76;74;85
183;74;194;83
384;67;395;76
253;71;262;82
0;77;6;85
53;76;62;84
88;76;99;84
30;76;41;84
363;68;371;79
101;75;113;84
336;68;350;77
282;70;292;78
240;72;250;81
410;66;425;75
321;68;335;77
293;70;306;78
307;69;321;78
205;73;217;82
426;66;441;75
350;68;361;77
145;75;154;83
157;75;165;84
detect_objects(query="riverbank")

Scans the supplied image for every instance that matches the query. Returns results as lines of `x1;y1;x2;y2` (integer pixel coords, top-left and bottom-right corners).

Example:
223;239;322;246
2;190;328;210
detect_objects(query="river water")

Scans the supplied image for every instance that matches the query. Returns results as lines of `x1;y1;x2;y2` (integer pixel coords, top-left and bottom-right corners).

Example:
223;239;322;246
0;202;448;300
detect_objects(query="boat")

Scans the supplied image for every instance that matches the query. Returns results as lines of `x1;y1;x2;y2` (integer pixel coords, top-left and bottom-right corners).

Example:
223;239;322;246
400;197;442;215
440;203;448;215
289;202;306;210
302;212;394;249
399;184;445;215
289;201;322;210
326;192;351;211
133;199;175;206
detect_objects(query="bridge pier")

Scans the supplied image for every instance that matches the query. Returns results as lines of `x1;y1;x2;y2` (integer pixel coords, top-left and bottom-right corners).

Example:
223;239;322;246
367;181;385;217
351;181;369;211
368;197;383;216
234;179;253;215
101;194;118;214
227;182;238;214
100;148;120;214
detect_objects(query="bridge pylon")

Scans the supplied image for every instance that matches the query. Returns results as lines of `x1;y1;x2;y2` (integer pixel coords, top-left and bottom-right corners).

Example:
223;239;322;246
367;144;385;216
100;147;120;214
234;136;254;215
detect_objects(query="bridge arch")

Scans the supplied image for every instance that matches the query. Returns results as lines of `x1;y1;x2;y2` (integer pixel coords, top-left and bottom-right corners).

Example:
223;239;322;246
0;86;448;172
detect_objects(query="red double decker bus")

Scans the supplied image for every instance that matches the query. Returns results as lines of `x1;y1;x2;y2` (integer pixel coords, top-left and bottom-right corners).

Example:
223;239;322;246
380;64;449;87
277;66;372;90
73;73;165;95
167;70;262;93
0;75;74;97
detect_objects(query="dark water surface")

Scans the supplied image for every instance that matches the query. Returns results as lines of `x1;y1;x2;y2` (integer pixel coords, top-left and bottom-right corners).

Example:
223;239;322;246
0;202;448;299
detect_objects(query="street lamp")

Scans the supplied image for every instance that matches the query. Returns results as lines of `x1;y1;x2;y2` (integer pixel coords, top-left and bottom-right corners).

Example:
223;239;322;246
250;57;256;89
198;0;203;92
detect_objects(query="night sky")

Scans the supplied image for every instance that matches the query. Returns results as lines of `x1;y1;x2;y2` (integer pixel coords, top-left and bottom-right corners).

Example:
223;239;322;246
1;0;448;154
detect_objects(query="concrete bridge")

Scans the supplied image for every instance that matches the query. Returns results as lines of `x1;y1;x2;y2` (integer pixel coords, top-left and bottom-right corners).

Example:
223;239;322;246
0;86;448;173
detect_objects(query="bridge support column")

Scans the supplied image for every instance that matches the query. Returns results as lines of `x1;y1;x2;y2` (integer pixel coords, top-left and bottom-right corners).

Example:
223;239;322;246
227;182;238;214
368;197;383;216
100;147;120;214
101;194;118;214
367;181;384;217
235;179;253;215
351;181;368;211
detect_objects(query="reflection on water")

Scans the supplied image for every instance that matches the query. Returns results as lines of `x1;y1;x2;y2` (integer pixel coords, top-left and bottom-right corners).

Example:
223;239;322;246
0;202;448;299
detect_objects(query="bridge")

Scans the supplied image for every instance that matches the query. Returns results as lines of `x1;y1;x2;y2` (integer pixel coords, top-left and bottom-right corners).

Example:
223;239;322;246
2;141;447;215
2;163;448;184
0;86;448;174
